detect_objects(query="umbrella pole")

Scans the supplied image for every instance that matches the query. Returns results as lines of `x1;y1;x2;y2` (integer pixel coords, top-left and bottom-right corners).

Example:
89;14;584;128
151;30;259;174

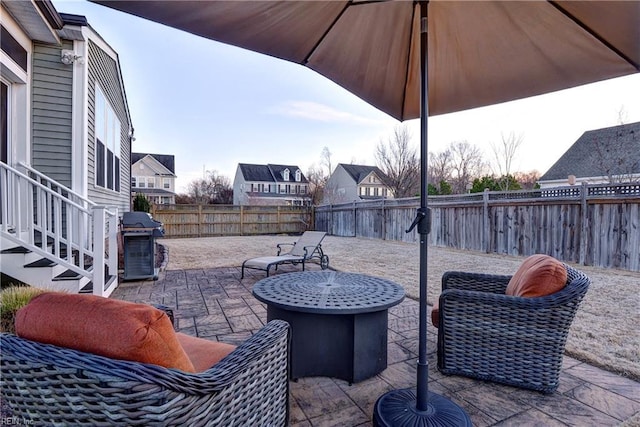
416;0;431;413
372;2;471;425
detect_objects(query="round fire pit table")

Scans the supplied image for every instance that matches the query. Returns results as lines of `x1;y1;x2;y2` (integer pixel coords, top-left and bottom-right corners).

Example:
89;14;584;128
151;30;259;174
252;271;405;384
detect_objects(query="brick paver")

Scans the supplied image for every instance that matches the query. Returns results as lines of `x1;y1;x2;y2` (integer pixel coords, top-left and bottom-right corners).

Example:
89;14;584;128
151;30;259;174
113;265;640;426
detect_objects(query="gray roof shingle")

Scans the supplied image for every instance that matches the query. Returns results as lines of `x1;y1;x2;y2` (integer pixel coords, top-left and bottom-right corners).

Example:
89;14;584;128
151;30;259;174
132;153;175;174
339;163;391;185
238;164;308;183
539;121;640;181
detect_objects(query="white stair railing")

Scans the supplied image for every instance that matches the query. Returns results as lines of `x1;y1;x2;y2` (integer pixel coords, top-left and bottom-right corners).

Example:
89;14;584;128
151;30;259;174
0;162;118;296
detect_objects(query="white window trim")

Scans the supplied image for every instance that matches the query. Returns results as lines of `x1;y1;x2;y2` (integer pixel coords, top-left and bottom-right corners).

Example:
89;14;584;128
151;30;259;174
94;84;121;192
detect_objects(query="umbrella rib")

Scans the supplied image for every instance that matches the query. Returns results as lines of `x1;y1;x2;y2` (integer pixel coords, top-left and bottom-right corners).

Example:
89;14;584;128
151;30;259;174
398;1;420;122
301;1;353;65
548;0;640;70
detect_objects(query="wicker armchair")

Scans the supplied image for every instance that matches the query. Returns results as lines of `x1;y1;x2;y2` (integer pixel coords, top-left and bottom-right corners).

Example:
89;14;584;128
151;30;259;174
436;264;590;394
0;320;290;426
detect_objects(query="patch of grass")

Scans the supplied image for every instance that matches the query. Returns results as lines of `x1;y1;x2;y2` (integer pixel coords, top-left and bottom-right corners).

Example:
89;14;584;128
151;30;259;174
0;286;48;334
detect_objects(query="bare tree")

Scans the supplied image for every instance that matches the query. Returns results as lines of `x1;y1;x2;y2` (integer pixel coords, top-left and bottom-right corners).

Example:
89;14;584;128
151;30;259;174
491;132;524;190
187;170;232;204
375;125;420;198
448;141;487;194
428;149;453;187
306;164;328;205
320;146;333;176
513;170;541;189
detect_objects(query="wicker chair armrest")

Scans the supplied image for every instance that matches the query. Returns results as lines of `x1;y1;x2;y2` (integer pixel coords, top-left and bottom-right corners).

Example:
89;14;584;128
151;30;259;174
439;276;589;329
441;271;511;294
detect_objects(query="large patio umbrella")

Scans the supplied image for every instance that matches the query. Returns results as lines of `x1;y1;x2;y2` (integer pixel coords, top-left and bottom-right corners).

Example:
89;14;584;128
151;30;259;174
92;1;640;425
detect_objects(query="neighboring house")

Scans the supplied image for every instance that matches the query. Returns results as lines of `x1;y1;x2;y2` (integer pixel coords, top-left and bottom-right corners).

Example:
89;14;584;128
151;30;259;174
538;122;640;188
233;163;311;206
131;153;176;204
323;163;394;204
1;1;133;296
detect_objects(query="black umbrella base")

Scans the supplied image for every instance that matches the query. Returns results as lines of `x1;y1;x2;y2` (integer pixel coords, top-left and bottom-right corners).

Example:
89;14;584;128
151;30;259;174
373;388;472;427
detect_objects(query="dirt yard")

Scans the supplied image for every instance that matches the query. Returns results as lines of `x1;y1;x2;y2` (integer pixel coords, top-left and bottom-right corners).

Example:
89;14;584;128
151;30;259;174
159;234;640;380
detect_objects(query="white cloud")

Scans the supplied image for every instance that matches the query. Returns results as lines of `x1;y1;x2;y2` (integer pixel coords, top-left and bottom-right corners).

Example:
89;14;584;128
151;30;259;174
269;100;389;126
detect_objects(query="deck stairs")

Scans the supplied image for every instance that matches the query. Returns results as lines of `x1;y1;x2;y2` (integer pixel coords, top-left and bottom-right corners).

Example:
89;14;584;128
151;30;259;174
0;162;118;297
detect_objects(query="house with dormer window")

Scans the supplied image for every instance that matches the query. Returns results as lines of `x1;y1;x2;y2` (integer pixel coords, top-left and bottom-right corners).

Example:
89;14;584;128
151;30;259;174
323;163;394;204
233;163;311;206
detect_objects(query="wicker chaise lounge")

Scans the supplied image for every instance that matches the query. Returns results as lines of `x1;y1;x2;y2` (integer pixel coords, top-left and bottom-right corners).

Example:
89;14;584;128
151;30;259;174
433;256;590;394
0;294;291;426
241;230;329;278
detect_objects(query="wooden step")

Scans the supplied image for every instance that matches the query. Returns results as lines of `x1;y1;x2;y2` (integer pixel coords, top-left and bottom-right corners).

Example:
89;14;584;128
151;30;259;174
24;258;57;268
0;246;31;254
52;269;82;281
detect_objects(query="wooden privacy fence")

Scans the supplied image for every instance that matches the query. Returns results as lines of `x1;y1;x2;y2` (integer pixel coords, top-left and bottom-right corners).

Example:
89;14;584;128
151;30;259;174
314;182;640;272
151;205;313;238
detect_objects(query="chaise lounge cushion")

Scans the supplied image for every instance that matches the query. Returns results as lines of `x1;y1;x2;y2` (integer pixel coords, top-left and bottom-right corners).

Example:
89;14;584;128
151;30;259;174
15;292;197;372
431;254;567;328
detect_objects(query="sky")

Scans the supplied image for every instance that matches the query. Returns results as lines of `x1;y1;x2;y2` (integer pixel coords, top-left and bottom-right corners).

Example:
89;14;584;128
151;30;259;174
52;1;640;194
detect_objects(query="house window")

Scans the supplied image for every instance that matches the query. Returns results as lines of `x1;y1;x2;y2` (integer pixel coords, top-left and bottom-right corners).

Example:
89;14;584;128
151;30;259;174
95;85;121;191
147;178;155;188
374;187;379;196
283;169;290;181
163;178;170;189
137;178;145;188
131;176;137;187
295;170;301;182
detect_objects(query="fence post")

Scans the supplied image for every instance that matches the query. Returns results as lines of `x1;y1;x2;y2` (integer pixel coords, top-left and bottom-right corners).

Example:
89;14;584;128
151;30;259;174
579;182;588;266
483;189;490;253
382;198;386;240
240;205;244;236
277;206;281;233
353;201;357;237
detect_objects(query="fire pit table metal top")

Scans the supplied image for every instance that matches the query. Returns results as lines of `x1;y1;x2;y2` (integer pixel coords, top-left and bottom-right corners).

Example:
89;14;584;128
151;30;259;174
252;271;405;314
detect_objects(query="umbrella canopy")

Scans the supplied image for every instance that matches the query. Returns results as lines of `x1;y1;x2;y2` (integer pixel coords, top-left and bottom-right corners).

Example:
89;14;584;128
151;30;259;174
93;1;638;121
93;0;639;424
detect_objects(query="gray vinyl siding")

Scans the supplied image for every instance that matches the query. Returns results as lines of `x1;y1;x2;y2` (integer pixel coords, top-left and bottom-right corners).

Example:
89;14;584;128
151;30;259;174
87;40;131;213
31;41;74;187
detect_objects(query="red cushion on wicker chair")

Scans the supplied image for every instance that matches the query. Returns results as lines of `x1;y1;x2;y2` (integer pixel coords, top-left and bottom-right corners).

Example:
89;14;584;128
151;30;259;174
505;254;567;297
431;300;440;328
176;332;236;372
15;292;196;372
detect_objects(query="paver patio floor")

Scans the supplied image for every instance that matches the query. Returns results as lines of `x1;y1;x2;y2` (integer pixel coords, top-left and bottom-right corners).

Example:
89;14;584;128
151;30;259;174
112;264;640;426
